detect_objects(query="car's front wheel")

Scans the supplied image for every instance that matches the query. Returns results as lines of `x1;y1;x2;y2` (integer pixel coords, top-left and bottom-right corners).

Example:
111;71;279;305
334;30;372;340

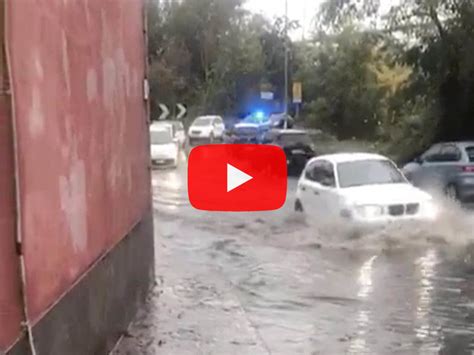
295;199;304;212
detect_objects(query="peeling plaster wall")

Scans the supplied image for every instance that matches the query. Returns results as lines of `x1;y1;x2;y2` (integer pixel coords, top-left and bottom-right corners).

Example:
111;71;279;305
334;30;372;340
6;0;150;323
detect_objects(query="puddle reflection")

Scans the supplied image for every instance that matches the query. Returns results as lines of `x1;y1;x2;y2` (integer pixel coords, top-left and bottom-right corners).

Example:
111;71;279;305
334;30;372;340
349;255;377;354
415;249;440;352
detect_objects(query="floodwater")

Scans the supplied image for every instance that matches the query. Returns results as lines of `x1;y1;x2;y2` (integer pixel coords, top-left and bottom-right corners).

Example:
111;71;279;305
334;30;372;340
114;151;474;355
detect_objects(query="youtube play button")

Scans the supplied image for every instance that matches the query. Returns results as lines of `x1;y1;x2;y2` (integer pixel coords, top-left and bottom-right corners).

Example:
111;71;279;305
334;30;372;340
188;145;287;211
227;164;253;192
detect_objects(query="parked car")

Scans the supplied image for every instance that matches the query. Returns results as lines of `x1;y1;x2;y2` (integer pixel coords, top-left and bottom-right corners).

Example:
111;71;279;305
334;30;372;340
263;129;316;175
402;142;474;202
151;121;186;149
295;153;439;232
149;124;179;168
223;122;264;144
188;115;225;146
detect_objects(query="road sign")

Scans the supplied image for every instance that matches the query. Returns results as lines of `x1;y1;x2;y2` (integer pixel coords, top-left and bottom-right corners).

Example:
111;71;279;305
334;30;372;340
158;104;169;120
261;91;274;100
293;82;302;104
176;103;187;119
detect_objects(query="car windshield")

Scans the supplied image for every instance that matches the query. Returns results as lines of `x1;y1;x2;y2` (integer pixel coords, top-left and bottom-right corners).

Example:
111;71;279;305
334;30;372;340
277;133;312;146
193;118;213;126
466;147;474;162
150;130;172;144
337;159;406;188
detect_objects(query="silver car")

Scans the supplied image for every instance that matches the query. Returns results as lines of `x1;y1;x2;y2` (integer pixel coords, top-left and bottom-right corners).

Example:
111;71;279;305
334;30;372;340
402;142;474;201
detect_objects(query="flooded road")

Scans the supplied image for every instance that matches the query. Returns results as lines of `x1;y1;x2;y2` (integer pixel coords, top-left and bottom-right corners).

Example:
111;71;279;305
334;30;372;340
114;152;474;355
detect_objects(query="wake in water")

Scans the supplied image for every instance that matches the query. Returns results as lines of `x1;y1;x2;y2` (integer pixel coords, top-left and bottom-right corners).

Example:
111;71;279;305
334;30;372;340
289;193;474;251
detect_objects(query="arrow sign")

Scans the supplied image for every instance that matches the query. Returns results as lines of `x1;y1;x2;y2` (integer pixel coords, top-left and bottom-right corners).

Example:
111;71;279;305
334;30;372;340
176;103;187;120
159;104;169;120
227;164;253;192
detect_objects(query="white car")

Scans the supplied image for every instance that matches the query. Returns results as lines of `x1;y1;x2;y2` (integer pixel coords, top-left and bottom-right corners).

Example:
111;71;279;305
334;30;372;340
149;124;179;168
151;121;186;149
295;153;439;231
188;116;225;145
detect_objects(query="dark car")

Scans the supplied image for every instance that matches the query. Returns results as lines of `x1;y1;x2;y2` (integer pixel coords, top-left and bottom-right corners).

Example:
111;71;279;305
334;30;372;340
263;129;316;175
268;113;295;129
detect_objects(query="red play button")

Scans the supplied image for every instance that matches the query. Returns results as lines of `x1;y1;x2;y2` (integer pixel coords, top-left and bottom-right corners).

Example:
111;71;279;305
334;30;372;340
188;145;287;211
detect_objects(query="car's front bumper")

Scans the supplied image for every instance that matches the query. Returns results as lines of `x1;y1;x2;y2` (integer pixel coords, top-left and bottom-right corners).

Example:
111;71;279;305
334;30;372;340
345;213;436;234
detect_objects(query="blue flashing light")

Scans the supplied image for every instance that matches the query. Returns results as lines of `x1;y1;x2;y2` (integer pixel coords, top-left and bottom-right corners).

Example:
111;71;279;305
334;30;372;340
254;111;265;120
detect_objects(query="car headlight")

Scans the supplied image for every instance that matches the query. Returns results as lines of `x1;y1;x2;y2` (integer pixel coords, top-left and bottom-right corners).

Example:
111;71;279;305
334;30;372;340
423;200;439;219
354;205;384;219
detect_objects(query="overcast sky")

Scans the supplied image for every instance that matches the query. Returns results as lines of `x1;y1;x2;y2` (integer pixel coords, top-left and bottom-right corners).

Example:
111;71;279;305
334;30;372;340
244;0;323;40
244;0;397;40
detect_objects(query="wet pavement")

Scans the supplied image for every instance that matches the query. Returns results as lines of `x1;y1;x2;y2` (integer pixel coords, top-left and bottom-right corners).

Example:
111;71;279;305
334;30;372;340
114;151;474;355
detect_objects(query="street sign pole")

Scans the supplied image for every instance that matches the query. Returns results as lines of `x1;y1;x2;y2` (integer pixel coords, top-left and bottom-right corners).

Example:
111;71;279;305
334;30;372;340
283;0;289;129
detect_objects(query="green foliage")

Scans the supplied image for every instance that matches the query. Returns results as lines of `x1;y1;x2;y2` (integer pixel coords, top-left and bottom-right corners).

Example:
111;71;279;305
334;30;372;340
295;29;387;140
146;0;474;159
315;0;474;146
146;0;289;119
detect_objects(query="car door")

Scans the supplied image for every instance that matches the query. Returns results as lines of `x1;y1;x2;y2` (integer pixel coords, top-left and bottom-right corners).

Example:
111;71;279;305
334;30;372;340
410;144;441;187
300;160;336;217
420;144;462;190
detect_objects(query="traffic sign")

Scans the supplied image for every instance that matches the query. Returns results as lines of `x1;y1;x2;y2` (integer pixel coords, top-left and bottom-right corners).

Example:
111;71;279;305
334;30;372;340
158;104;169;120
176;103;187;119
261;91;274;100
293;82;302;104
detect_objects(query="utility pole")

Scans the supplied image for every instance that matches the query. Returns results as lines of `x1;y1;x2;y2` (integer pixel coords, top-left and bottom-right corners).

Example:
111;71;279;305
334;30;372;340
283;0;289;128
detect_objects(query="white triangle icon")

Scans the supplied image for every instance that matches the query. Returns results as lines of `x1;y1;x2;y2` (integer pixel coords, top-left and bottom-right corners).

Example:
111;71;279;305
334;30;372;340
227;164;253;192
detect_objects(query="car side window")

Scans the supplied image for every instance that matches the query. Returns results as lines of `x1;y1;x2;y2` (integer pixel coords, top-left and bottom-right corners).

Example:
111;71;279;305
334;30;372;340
422;145;442;162
425;144;461;163
466;147;474;162
306;161;336;187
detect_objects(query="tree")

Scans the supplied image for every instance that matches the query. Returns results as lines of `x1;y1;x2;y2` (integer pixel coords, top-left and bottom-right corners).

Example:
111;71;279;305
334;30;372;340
146;0;291;118
316;0;474;142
